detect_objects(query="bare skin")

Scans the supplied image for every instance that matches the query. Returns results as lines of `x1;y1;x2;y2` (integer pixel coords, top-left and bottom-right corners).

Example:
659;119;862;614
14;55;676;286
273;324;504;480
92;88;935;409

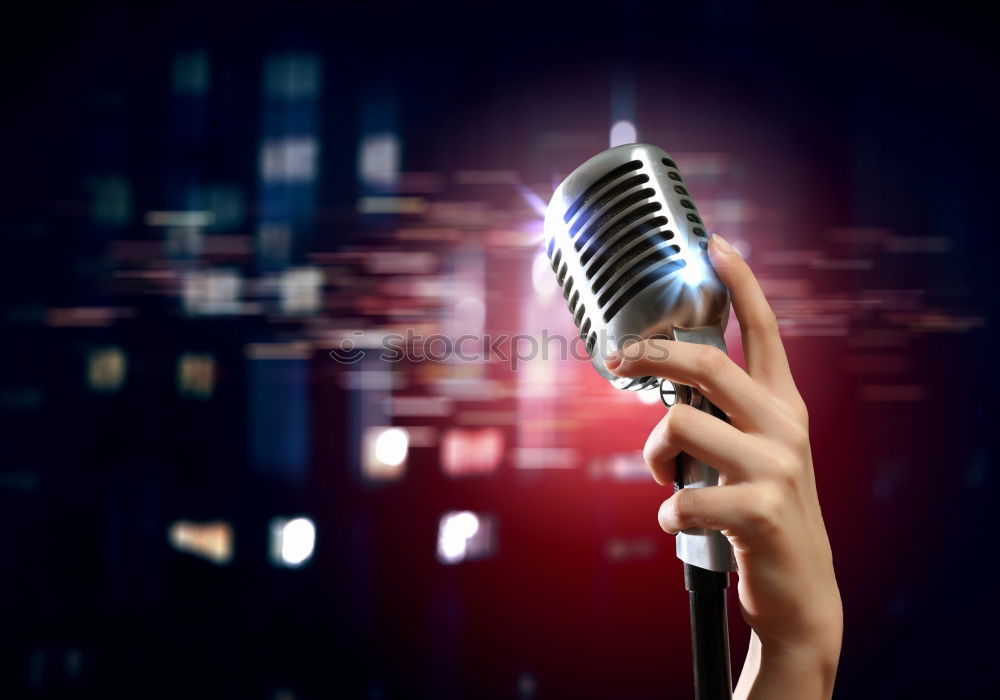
604;234;843;699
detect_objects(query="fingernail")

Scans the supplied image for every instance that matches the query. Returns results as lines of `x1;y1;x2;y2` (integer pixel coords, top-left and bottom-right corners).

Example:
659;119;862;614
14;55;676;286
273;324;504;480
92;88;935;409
604;351;622;370
710;233;734;255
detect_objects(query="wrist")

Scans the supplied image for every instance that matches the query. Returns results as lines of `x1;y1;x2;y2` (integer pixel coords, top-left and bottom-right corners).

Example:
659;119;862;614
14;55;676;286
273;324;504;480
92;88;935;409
755;637;841;699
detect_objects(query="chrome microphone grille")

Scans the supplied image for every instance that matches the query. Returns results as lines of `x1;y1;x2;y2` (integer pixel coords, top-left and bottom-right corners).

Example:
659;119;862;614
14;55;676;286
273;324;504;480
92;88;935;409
544;144;727;390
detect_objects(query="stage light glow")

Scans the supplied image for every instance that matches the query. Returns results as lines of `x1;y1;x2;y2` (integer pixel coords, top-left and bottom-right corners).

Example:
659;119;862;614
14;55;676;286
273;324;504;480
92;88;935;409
609;120;637;147
531;252;560;300
269;516;316;567
515;183;548;218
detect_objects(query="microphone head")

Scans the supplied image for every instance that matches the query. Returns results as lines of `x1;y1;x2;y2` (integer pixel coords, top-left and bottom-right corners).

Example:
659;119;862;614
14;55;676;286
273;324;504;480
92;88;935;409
544;143;730;390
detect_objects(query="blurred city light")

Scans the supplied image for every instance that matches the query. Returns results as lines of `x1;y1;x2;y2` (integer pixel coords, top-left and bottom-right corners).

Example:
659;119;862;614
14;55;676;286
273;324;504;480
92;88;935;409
86;175;131;227
269;516;316;568
363;427;409;482
260;137;320;183
605;536;657;562
256;222;292;266
358;133;401;189
587;452;651;481
145;210;214;227
356;196;427;214
168;520;234;565
86;347;127;394
263;53;322;100
374;428;408;466
513;447;579;470
436;511;496;565
172;50;211;94
164;226;203;259
181;269;243;315
197;185;245;231
453;295;486;334
177;352;216;400
280;267;324;315
440;428;504;478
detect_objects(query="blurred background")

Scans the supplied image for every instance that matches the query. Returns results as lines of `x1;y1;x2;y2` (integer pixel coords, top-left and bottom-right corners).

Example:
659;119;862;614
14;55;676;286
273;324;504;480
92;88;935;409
1;2;997;698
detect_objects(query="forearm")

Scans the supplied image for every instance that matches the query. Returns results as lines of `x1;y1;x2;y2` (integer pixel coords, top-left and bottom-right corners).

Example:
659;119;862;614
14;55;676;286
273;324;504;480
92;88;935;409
735;631;840;700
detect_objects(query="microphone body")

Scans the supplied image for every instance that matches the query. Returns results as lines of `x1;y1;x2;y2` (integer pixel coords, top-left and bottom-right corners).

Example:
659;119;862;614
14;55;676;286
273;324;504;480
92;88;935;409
544;143;736;574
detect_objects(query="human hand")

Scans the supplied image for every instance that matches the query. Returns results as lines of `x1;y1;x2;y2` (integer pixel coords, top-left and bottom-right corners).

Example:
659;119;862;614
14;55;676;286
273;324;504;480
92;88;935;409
604;234;842;699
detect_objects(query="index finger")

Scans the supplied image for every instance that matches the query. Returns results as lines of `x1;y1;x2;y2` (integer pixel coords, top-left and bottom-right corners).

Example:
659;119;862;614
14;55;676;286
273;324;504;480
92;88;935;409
707;234;797;400
606;338;774;433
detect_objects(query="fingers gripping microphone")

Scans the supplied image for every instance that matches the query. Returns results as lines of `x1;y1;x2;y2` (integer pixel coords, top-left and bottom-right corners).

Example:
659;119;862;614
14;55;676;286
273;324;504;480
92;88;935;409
543;143;736;573
544;143;735;699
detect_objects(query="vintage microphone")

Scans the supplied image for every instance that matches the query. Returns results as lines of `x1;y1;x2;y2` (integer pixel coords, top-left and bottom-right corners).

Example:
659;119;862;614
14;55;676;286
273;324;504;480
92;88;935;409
543;143;736;699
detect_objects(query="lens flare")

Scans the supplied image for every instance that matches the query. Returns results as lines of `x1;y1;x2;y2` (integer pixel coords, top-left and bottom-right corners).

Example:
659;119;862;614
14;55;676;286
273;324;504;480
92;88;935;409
678;255;709;286
515;183;548;218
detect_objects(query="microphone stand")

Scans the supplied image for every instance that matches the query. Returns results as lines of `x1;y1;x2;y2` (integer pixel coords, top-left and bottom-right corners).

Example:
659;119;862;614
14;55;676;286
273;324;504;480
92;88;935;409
684;562;732;700
667;394;734;699
672;444;733;700
667;327;735;699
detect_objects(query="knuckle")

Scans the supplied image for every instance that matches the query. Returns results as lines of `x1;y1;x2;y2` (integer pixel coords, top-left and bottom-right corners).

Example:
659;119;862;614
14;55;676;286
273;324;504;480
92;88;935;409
661;404;692;445
746;485;782;533
772;452;799;482
696;346;730;378
771;405;809;451
759;309;779;333
786;423;811;452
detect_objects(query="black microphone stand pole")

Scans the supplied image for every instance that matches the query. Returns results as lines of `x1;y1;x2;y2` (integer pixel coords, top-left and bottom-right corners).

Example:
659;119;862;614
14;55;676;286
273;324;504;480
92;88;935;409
684;562;732;700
